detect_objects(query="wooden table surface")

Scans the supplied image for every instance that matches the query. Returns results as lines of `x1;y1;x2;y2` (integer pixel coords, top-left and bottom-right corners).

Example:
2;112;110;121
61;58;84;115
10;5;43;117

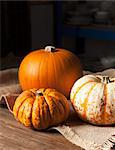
0;106;83;150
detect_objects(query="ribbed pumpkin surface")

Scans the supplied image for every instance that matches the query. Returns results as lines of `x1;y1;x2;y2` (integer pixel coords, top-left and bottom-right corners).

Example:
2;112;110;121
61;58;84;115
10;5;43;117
70;75;115;125
13;88;70;130
18;46;82;98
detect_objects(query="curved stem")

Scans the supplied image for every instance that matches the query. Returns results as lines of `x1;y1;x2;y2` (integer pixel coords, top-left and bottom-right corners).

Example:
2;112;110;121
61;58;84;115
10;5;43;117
45;46;56;52
102;76;112;84
96;75;114;84
36;90;43;96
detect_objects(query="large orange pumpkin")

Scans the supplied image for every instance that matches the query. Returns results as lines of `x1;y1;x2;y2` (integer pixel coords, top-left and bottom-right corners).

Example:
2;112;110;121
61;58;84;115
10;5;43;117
18;46;82;98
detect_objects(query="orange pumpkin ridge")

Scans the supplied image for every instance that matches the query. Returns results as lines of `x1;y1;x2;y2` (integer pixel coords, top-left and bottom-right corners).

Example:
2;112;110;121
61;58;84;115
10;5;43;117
82;83;97;119
102;84;107;124
72;81;95;106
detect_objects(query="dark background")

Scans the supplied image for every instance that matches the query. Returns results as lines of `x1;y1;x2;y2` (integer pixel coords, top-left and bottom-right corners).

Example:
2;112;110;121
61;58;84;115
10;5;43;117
1;1;115;71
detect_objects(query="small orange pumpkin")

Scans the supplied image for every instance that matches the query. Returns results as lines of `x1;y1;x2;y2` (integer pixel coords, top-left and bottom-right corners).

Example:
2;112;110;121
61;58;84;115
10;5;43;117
13;88;70;130
18;46;82;98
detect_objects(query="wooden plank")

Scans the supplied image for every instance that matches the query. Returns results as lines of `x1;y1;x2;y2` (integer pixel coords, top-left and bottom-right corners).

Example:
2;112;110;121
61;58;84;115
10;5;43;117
0;107;83;150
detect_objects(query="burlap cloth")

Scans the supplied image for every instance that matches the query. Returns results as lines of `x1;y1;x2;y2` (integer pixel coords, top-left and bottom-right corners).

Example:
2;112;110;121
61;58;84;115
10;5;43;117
0;68;115;150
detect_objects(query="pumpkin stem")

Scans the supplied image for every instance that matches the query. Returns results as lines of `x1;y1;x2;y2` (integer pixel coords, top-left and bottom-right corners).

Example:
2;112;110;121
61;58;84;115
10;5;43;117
102;76;111;84
36;90;43;96
45;46;56;52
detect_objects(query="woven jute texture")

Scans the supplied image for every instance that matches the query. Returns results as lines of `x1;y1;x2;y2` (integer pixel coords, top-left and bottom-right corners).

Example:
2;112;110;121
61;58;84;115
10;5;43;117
0;68;115;150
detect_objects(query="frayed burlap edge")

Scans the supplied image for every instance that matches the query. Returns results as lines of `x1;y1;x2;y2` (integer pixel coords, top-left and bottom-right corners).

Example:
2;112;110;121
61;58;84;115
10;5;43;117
53;125;115;150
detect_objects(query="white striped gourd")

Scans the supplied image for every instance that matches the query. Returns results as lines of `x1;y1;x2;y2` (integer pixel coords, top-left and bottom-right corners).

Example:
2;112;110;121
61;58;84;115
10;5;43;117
70;75;115;125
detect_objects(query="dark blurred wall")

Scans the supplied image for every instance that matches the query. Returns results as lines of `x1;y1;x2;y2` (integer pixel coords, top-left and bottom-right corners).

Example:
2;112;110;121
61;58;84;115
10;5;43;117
1;2;54;57
30;4;54;50
1;1;31;57
0;2;1;58
0;2;54;69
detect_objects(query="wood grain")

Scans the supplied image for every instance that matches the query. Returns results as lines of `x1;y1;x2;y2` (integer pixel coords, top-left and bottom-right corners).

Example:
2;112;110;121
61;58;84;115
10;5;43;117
0;106;83;150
